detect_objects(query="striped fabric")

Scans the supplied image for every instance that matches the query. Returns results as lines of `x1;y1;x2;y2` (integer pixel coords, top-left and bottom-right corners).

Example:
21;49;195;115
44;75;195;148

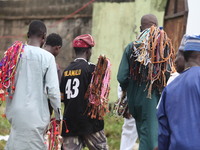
184;35;200;51
62;130;108;150
179;34;188;51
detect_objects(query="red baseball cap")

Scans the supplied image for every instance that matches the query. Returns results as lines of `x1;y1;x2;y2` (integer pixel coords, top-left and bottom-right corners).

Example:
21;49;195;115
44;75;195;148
73;34;95;48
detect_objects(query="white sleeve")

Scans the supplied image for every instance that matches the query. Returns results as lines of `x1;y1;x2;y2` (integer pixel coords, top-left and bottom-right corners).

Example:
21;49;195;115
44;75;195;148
118;84;127;101
118;84;123;99
45;56;62;120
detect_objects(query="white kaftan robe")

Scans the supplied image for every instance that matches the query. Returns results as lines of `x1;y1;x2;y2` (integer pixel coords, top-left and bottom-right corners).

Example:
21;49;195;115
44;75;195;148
5;45;61;150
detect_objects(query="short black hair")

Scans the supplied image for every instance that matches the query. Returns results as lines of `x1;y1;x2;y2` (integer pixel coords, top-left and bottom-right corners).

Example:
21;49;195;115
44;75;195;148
45;33;63;47
184;51;200;62
27;20;47;38
74;47;90;55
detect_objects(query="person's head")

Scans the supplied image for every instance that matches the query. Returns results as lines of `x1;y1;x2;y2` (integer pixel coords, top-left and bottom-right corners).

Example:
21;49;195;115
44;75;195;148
175;51;185;73
175;34;187;73
27;20;47;47
44;33;62;57
72;34;95;61
140;14;158;32
183;35;200;67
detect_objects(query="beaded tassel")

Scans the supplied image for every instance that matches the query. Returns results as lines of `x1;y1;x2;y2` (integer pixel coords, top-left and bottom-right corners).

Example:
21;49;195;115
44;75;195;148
45;119;68;150
0;41;24;105
130;26;176;98
85;55;111;120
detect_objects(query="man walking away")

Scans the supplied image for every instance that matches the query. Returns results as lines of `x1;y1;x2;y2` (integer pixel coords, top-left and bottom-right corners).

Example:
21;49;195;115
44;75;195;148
60;34;108;150
5;20;61;150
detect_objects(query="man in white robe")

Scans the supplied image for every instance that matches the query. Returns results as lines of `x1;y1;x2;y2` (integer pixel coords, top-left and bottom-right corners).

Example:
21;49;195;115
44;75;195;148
5;20;61;150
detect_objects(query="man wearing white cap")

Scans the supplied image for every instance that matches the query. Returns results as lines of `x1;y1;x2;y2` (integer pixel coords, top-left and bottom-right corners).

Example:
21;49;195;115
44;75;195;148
157;35;200;150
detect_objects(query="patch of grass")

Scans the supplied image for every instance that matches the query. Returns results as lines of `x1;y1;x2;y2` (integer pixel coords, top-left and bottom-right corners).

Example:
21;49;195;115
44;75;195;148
0;103;10;150
0;104;10;135
0;140;6;150
104;113;123;150
0;117;10;136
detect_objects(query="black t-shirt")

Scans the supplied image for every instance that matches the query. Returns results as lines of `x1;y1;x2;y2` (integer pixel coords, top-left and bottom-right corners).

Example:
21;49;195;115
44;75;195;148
60;58;104;136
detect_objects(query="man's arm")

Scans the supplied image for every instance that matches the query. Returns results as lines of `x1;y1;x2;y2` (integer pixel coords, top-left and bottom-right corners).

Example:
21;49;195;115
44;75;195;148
56;63;62;84
117;44;132;91
60;72;65;102
157;89;170;150
45;56;62;121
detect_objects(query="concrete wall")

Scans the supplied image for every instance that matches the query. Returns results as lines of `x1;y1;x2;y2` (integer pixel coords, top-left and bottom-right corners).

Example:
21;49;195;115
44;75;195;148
0;18;92;69
91;0;167;102
0;0;93;70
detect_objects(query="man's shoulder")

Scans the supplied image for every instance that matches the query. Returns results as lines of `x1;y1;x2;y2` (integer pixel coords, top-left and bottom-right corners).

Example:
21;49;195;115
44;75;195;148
75;60;95;69
25;45;54;59
123;42;134;55
165;67;200;92
125;42;134;49
188;66;200;74
38;47;54;58
88;61;95;66
88;62;95;70
184;67;200;84
177;67;200;81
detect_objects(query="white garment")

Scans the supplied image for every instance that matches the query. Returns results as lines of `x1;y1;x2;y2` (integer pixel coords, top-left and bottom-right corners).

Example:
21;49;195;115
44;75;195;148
120;118;138;150
5;45;61;150
166;72;180;85
118;85;138;150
